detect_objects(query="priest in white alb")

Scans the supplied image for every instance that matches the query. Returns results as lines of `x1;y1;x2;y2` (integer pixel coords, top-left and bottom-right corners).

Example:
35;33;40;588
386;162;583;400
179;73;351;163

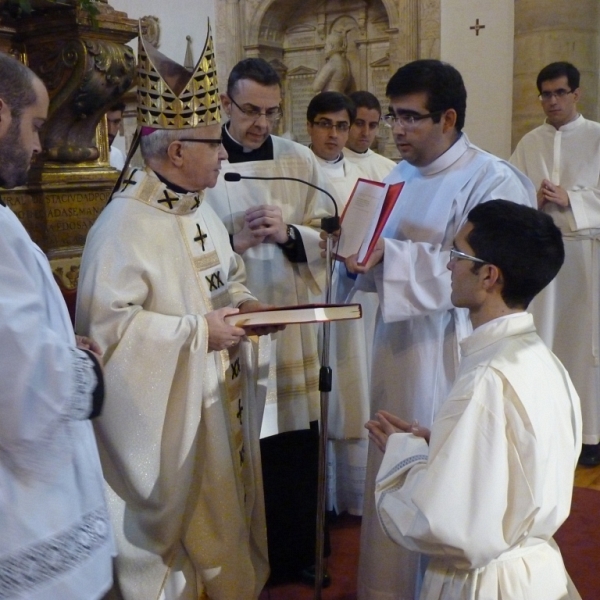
368;200;582;600
510;61;600;467
306;90;375;517
345;60;536;600
0;51;114;600
344;90;396;181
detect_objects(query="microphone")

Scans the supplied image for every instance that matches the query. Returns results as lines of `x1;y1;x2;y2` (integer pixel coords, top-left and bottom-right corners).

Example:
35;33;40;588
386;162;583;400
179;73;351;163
223;171;339;232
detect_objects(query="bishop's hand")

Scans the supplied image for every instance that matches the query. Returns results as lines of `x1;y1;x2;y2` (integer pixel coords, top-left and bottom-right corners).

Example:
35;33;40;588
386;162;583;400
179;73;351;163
237;300;286;336
205;307;246;352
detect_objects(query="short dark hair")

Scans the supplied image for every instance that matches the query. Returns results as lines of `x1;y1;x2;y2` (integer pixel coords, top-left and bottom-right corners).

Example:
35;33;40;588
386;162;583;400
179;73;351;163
386;59;467;131
306;91;356;123
536;62;580;93
0;52;37;120
349;90;382;115
227;58;281;97
466;200;564;309
109;101;126;113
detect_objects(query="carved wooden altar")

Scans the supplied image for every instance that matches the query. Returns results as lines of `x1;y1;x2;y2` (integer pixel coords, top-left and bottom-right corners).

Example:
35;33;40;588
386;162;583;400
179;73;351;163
0;0;136;297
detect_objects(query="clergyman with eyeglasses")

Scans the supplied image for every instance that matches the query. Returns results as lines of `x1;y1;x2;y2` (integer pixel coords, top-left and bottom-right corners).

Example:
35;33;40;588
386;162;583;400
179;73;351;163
368;200;582;600
340;59;537;600
204;58;336;584
76;26;275;599
511;61;600;468
306;91;376;521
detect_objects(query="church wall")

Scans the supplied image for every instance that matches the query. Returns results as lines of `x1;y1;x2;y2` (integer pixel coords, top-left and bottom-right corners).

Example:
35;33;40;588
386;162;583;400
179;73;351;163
441;0;515;159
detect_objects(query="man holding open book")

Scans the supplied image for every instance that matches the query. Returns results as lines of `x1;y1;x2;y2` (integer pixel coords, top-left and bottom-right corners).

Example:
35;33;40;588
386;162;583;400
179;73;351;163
344;59;536;600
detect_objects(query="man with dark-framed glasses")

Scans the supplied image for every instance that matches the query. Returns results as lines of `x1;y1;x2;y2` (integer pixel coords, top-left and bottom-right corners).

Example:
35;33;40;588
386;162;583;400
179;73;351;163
368;200;582;600
341;59;536;600
205;58;335;584
510;61;600;468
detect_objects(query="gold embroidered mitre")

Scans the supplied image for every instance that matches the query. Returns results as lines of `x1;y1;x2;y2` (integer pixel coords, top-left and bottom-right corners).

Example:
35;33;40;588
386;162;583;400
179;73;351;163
137;21;221;129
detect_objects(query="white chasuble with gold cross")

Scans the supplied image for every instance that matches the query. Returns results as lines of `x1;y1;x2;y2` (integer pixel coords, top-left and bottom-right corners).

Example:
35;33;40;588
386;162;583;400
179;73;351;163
76;167;270;600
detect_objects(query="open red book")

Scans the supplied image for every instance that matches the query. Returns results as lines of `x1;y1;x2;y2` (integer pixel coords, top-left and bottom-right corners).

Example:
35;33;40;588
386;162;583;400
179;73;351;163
225;303;362;328
336;178;404;265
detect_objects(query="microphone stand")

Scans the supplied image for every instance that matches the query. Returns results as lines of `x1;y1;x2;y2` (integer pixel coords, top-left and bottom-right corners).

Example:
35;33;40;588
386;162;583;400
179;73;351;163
222;171;340;598
314;214;339;600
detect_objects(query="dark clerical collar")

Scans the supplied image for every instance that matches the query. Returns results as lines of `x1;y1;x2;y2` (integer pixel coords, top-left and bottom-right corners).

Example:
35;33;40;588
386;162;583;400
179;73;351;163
154;170;194;195
222;123;274;163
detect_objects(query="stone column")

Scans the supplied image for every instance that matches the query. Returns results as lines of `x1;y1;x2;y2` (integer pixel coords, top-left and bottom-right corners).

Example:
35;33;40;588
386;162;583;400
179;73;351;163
390;0;419;66
512;0;599;149
215;0;243;79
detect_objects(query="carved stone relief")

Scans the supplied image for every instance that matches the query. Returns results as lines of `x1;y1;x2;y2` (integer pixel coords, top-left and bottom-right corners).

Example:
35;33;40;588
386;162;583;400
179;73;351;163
215;0;441;158
141;15;160;47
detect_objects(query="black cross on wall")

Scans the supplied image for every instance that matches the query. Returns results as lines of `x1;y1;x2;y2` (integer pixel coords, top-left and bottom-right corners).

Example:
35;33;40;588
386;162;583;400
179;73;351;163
470;18;486;36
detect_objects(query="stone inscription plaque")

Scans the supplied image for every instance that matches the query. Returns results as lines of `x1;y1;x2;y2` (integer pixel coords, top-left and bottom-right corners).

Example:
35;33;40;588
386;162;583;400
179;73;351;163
5;188;107;251
45;190;106;249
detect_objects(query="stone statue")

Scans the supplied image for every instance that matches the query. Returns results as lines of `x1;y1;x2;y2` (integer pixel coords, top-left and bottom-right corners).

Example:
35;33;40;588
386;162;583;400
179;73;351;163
312;30;353;94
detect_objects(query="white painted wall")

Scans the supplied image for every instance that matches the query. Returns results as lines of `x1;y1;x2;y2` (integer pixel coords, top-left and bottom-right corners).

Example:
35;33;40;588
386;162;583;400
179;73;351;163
110;0;215;66
441;0;514;158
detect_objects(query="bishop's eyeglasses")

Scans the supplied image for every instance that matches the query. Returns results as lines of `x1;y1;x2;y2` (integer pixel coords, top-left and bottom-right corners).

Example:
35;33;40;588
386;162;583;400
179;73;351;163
179;137;223;148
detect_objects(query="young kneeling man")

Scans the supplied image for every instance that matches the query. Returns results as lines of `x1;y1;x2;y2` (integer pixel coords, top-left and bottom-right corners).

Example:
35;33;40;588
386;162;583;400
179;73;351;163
367;200;582;600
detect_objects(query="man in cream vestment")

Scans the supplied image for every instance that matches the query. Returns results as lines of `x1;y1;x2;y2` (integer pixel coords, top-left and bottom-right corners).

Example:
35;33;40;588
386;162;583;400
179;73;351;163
345;60;536;600
510;61;600;466
368;200;582;600
204;58;334;579
76;27;271;600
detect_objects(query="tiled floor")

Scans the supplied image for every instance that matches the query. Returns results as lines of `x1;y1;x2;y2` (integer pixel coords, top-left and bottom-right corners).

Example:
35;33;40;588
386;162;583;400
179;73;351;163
259;514;360;600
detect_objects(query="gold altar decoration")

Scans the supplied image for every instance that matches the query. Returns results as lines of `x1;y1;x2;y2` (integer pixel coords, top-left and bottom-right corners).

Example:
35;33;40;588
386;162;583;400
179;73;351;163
0;0;137;292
